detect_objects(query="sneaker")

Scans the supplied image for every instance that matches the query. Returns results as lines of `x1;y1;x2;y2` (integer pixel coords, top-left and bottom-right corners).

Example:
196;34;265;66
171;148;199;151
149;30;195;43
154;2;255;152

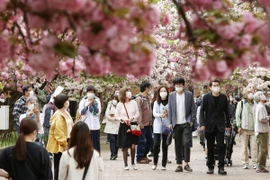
161;166;166;170
131;164;138;170
175;166;183;172
218;168;227;175
152;165;157;170
184;165;193;172
256;168;269;173
137;159;149;164
252;164;257;169
148;152;154;157
243;164;249;169
124;166;129;170
167;159;172;164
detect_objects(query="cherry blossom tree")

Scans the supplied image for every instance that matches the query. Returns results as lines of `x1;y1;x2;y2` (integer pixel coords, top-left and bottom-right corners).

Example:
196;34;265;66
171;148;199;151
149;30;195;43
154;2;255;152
171;0;270;81
0;0;160;83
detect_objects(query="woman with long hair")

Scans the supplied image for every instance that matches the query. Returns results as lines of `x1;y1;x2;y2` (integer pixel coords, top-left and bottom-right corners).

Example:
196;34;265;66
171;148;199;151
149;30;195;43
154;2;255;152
152;86;170;170
46;94;73;180
58;121;104;179
0;117;52;180
115;87;140;170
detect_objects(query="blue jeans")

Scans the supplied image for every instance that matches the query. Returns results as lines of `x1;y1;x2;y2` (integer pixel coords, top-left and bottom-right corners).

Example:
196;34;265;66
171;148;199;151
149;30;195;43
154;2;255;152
108;134;118;157
137;126;153;161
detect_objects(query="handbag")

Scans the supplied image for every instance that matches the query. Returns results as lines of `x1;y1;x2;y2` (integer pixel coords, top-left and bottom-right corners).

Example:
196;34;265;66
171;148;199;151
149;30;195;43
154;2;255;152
162;124;170;135
123;103;142;136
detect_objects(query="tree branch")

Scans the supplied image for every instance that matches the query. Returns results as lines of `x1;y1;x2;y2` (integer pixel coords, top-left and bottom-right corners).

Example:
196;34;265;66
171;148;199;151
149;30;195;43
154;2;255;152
172;0;196;44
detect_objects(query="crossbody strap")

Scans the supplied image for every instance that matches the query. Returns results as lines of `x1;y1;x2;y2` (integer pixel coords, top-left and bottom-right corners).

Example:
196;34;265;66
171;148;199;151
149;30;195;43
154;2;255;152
123;103;130;119
82;150;94;180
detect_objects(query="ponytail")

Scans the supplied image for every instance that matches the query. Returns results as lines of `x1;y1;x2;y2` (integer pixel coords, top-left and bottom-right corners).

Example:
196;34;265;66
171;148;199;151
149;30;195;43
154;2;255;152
15;133;27;160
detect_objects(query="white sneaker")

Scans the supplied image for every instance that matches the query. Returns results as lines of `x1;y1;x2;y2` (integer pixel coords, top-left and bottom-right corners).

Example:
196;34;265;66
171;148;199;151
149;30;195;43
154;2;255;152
243;164;248;169
124;166;129;170
252;164;257;169
161;166;166;170
152;165;157;170
131;164;138;170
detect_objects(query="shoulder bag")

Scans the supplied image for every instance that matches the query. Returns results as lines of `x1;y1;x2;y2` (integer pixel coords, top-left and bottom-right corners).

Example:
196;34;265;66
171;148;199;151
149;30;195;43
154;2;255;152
82;150;94;180
123;103;142;136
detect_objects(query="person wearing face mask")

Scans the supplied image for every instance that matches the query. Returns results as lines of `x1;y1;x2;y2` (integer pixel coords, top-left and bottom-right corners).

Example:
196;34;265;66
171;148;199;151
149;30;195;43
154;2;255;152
168;77;197;173
79;85;102;153
135;81;153;164
0;117;52;180
13;85;33;134
253;91;270;173
235;89;257;169
104;94;120;160
115;87;140;170
152;86;170;170
47;94;73;180
19;95;44;146
200;79;231;175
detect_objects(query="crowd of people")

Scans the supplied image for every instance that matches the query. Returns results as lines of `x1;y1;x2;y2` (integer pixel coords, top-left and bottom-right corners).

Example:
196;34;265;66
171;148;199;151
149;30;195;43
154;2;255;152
0;77;270;180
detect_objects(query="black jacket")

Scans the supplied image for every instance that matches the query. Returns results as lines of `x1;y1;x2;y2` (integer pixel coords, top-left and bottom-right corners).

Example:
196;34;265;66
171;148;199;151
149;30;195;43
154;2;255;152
200;93;231;132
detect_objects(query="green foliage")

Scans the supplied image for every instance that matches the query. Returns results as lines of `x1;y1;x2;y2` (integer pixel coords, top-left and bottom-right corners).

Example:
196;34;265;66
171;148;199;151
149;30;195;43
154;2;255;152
0;131;18;148
0;82;3;91
54;42;78;58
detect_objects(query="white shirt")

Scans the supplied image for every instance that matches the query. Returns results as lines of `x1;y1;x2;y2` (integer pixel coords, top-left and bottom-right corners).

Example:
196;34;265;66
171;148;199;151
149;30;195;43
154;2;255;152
79;96;101;130
59;147;104;180
65;116;73;138
115;100;139;122
255;102;270;136
176;93;186;124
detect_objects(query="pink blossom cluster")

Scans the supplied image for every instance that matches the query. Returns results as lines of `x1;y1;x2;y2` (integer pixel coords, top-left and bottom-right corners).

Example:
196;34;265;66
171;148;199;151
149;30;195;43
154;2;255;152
0;0;160;82
187;7;270;81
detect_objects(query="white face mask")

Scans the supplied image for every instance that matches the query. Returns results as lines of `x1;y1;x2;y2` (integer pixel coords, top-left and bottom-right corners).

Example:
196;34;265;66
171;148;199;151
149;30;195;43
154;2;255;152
87;93;95;99
229;97;234;102
28;104;35;111
29;91;34;96
126;91;132;99
211;87;220;93
261;95;267;101
175;87;183;92
112;100;117;106
160;92;167;99
65;101;70;108
247;93;254;100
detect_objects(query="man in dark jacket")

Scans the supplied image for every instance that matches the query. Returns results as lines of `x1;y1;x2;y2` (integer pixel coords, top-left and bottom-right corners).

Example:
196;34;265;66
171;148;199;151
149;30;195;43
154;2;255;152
200;80;231;175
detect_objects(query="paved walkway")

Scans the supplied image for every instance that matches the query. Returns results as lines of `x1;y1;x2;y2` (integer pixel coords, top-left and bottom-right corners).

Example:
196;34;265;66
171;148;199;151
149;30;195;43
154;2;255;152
101;135;270;180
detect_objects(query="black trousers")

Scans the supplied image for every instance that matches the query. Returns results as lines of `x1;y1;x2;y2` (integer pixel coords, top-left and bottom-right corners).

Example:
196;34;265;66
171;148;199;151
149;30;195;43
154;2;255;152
153;133;168;167
91;129;101;152
53;152;62;180
174;123;191;164
205;126;225;169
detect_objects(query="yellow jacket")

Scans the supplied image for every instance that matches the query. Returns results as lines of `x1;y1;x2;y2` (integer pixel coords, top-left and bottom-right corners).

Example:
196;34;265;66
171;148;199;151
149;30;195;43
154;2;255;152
46;110;74;153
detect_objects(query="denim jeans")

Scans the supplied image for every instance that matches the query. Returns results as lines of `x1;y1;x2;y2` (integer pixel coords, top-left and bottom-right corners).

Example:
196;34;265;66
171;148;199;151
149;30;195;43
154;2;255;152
108;133;118;157
137;126;153;161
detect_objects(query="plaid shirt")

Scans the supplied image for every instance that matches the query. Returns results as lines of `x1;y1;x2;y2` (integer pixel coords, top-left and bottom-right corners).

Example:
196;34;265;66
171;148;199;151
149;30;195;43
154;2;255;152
13;96;28;124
